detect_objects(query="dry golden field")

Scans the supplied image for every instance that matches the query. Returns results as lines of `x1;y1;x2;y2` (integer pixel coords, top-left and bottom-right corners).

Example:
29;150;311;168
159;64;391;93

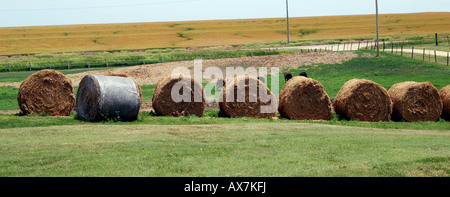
0;12;448;55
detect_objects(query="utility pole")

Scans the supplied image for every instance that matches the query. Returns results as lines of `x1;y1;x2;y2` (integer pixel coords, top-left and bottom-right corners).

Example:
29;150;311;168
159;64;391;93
286;0;290;44
375;0;380;57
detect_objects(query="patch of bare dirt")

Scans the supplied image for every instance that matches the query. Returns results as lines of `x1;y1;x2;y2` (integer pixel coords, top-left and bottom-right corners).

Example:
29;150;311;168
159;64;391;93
67;52;357;86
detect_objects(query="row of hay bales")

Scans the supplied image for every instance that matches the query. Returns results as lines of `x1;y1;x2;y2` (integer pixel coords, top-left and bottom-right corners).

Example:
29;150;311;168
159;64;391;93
17;69;450;122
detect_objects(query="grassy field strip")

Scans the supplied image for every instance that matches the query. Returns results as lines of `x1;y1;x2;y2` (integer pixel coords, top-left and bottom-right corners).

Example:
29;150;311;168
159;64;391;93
0;122;448;177
0;12;448;55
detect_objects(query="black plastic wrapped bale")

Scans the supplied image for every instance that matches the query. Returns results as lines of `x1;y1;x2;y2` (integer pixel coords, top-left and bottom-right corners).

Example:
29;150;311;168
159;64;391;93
76;75;142;121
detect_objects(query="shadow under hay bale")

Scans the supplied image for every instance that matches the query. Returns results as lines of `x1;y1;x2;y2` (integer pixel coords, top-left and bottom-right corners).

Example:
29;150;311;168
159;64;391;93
17;69;75;116
219;76;277;118
333;79;392;122
279;76;332;120
76;74;142;121
388;81;442;122
439;85;450;121
152;75;205;117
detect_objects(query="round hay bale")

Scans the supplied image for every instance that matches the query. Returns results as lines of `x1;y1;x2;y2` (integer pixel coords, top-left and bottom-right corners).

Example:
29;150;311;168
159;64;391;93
152;75;205;117
76;75;142;121
333;79;392;122
17;69;75;116
440;85;450;120
279;76;332;120
388;81;442;122
219;76;277;118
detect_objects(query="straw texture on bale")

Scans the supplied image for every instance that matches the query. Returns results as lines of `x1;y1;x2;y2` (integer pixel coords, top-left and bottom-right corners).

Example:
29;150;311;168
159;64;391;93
219;76;277;118
440;85;450;120
17;69;75;116
388;81;442;122
152;75;205;117
279;76;332;120
76;75;142;121
333;79;392;122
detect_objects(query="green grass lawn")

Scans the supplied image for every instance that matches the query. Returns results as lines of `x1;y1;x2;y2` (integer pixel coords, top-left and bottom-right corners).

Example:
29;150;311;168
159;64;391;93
0;123;448;177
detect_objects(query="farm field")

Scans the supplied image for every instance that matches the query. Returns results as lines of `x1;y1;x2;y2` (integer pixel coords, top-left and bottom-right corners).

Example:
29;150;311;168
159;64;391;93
0;12;449;55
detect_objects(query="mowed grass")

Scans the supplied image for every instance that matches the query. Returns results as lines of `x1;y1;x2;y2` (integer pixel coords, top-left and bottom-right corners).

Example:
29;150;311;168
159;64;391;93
0;12;448;55
0;123;448;177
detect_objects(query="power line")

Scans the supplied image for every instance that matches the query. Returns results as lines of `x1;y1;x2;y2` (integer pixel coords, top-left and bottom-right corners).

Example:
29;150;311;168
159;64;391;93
0;0;201;12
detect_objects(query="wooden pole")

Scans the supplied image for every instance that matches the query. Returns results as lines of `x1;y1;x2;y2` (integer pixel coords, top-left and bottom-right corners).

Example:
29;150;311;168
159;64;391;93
435;33;438;46
286;0;290;44
435;50;437;63
376;0;380;57
423;48;425;61
8;62;10;72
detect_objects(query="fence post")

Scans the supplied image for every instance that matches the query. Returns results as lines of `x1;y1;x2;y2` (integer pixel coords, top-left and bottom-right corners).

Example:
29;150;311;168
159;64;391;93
160;56;163;63
67;62;70;70
358;41;360;49
8;62;11;72
366;40;369;49
142;58;145;65
337;44;339;51
105;59;108;67
391;43;394;54
411;47;414;59
350;42;353;50
435;33;438;46
29;62;31;71
49;61;51;69
383;40;385;51
87;60;90;68
447;52;449;66
423;49;425;61
434;50;437;63
331;46;333;51
343;43;346;51
401;45;403;56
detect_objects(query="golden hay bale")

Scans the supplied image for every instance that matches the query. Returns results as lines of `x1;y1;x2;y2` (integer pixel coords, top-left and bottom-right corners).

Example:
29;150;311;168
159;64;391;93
219;76;277;118
388;81;442;122
439;85;450;120
152;75;205;117
76;75;142;121
17;69;75;116
333;79;392;122
279;76;332;120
